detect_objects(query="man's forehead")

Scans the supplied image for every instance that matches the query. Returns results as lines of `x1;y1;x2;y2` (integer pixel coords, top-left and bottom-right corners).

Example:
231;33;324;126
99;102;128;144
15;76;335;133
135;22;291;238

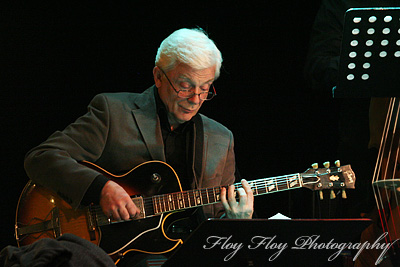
173;67;215;81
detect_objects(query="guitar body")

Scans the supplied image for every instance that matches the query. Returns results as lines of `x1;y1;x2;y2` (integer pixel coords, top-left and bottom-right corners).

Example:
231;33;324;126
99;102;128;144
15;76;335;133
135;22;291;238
15;161;191;260
16;180;100;246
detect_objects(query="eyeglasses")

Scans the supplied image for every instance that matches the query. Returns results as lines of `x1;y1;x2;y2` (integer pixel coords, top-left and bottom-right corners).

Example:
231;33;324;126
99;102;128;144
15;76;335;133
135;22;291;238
159;68;217;101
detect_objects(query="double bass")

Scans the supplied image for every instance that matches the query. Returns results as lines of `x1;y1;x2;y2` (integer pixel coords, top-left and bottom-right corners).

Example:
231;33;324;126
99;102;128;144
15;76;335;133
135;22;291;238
356;98;400;266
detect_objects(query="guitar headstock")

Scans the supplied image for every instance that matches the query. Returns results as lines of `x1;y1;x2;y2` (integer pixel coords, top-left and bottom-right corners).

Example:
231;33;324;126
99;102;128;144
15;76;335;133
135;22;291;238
301;160;356;199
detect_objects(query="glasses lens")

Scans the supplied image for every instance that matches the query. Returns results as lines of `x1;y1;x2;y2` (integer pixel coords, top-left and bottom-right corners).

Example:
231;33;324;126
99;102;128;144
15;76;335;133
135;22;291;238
204;84;216;100
201;91;214;100
177;90;215;100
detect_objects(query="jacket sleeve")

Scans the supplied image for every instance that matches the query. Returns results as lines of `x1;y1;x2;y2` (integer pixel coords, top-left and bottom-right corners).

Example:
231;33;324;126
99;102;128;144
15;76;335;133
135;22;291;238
213;130;236;218
24;94;111;209
200;127;236;219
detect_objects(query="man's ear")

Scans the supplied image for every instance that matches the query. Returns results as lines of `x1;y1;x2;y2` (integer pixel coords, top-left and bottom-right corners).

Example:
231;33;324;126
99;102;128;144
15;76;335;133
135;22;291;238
153;66;162;87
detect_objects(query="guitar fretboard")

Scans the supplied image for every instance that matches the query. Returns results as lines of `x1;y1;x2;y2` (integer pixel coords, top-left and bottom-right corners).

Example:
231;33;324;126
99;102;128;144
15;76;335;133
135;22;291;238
150;174;303;214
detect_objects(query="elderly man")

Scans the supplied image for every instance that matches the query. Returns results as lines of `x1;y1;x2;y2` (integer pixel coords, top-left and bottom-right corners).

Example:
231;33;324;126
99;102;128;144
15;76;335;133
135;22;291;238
24;28;253;265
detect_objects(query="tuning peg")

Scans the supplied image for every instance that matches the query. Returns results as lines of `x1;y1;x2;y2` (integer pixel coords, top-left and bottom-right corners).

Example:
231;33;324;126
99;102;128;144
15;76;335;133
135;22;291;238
342;189;347;199
335;160;341;167
319;191;324;200
330;190;336;199
312;163;318;169
323;161;330;168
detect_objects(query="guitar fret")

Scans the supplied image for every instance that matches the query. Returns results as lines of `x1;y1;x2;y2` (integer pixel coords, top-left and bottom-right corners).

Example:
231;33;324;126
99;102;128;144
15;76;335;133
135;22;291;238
170;194;175;211
177;192;184;209
169;194;173;211
209;188;215;203
168;195;173;211
214;187;221;202
156;195;161;213
256;179;267;194
207;188;214;203
163;195;168;212
205;188;210;204
210;187;216;203
189;190;196;208
153;196;159;214
266;178;277;192
194;190;202;206
174;193;178;209
297;174;304;187
153;196;158;214
277;176;289;191
251;181;258;195
289;175;300;189
152;197;156;214
171;194;175;210
264;179;268;193
163;194;169;212
158;196;163;213
201;189;206;204
183;191;190;207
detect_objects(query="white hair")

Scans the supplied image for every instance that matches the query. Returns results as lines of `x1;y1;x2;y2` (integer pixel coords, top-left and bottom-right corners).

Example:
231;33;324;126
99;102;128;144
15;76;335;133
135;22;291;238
155;28;223;78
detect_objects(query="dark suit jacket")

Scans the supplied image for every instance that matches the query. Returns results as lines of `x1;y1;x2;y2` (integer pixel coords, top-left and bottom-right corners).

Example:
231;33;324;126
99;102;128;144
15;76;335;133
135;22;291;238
24;86;236;218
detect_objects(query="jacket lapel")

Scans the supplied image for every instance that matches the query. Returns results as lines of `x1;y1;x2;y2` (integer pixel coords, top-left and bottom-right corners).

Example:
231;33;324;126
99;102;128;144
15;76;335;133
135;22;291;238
192;114;205;187
130;86;206;183
131;86;166;161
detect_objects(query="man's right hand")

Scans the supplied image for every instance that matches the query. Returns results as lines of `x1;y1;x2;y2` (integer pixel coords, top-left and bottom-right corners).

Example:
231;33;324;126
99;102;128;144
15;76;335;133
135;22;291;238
99;180;140;221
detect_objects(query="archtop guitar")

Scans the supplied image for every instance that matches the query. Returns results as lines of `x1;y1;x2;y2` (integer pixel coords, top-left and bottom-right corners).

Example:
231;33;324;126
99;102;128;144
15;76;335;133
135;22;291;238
15;160;356;262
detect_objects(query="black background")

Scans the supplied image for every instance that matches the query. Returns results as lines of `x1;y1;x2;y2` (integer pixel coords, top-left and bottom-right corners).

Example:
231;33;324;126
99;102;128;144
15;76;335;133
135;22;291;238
1;1;346;249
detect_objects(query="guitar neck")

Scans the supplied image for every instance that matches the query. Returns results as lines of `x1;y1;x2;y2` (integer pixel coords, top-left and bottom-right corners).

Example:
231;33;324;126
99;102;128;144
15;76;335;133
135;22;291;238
149;173;304;214
93;162;354;226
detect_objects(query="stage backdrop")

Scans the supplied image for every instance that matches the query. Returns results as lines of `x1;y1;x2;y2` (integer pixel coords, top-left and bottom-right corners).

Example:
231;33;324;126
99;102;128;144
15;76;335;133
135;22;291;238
1;1;345;249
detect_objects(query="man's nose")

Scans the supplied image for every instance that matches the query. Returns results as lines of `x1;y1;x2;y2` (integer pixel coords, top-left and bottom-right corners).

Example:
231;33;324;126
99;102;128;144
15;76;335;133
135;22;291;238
187;88;203;104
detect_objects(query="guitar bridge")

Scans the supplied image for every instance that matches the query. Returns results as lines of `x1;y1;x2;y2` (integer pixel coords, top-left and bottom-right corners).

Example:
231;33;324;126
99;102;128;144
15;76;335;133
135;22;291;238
15;207;61;239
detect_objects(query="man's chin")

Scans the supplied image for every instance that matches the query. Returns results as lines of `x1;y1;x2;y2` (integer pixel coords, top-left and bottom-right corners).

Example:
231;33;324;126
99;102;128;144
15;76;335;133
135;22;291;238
177;116;192;123
168;112;193;126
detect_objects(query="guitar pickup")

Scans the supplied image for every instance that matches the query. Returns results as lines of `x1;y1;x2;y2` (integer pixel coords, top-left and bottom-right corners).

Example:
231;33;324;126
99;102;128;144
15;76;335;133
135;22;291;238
132;196;145;219
87;206;97;241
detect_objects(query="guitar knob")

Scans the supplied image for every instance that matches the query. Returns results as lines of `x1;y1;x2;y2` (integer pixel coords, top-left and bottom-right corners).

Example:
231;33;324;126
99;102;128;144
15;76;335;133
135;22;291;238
312;163;318;169
319;191;324;200
330;190;336;199
342;189;347;199
151;173;162;183
335;160;341;167
323;161;330;168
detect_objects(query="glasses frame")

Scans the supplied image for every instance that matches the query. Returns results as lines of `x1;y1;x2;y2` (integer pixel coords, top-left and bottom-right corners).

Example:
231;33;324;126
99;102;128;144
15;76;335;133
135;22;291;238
159;67;217;101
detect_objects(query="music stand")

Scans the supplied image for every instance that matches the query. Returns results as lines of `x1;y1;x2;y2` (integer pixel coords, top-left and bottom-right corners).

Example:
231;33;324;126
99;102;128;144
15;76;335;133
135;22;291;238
334;7;400;97
163;218;372;267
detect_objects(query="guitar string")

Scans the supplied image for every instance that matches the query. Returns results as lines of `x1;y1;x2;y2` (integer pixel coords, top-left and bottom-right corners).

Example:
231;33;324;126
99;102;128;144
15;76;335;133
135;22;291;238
388;102;400;243
88;174;303;215
384;99;400;245
372;97;394;245
372;97;400;246
89;172;341;221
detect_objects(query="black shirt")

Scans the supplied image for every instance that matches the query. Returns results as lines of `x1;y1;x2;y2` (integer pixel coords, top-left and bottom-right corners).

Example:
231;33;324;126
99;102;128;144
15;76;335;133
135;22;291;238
154;88;197;191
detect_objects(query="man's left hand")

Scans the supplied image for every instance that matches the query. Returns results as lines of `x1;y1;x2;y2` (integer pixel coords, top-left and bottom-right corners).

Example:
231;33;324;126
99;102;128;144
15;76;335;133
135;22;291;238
221;179;254;219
